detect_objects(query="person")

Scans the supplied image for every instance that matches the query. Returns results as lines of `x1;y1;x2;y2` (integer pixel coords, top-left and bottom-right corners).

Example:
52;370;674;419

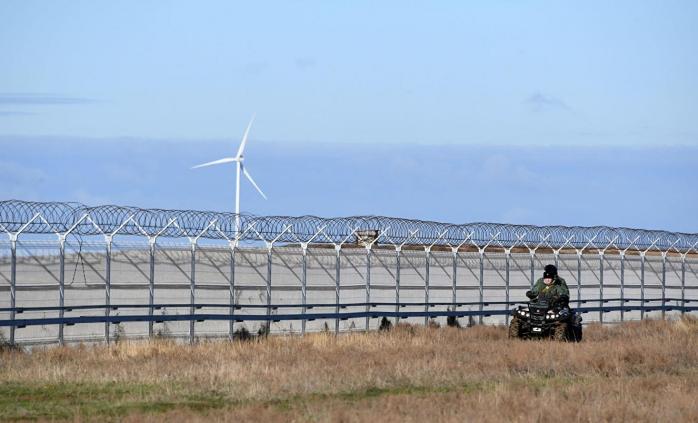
526;264;570;307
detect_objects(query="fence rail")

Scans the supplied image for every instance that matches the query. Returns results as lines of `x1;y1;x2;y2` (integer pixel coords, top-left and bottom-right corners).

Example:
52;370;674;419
1;200;697;346
1;304;696;326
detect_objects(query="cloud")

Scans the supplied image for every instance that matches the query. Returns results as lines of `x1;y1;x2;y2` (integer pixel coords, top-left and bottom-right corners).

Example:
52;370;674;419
524;92;571;112
0;93;97;105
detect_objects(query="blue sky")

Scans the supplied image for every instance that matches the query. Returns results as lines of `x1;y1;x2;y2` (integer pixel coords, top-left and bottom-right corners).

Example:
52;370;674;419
1;1;697;232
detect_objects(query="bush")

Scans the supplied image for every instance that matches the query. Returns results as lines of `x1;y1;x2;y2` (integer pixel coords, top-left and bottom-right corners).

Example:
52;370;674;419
257;323;270;338
446;315;461;328
233;326;253;341
0;330;20;352
446;307;461;328
378;317;393;331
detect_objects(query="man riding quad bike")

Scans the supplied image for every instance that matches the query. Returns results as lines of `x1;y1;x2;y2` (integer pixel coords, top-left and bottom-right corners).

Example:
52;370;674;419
509;264;583;342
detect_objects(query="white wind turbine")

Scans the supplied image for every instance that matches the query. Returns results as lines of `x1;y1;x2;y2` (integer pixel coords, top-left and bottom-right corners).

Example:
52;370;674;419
191;115;267;233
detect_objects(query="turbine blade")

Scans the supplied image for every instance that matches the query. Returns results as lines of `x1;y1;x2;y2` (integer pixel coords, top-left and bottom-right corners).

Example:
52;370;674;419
236;114;256;158
191;157;237;169
241;165;267;200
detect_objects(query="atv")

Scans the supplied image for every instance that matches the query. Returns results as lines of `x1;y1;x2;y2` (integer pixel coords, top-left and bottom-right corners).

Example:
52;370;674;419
508;296;582;342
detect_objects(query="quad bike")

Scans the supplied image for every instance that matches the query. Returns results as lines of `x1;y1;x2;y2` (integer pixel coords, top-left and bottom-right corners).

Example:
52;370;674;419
508;296;583;342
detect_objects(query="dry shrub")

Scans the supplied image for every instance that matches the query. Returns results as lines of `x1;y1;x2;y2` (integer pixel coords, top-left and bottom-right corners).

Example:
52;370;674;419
233;326;253;341
446;315;461;328
378;317;393;331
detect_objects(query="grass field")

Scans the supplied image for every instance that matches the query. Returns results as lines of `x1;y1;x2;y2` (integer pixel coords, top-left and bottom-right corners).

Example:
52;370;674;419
1;317;697;422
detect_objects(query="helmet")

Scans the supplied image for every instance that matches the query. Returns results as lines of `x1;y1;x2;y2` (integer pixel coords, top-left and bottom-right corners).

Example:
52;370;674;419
543;264;558;279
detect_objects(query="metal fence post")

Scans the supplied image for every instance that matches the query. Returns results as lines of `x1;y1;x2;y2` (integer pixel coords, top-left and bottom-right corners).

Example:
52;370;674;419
365;246;371;332
266;247;273;321
424;248;431;326
524;236;549;287
301;244;308;335
640;251;646;320
599;252;604;324
395;247;401;324
58;235;66;345
229;243;236;339
9;234;17;345
189;241;196;344
554;249;560;313
661;251;667;320
259;227;290;335
529;251;536;289
505;248;511;325
576;251;582;309
105;236;112;343
148;237;156;337
334;246;341;334
681;253;686;316
451;248;458;315
479;250;485;325
619;251;625;322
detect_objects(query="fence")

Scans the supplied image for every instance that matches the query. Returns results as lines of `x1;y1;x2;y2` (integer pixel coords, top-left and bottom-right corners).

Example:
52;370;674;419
1;200;697;346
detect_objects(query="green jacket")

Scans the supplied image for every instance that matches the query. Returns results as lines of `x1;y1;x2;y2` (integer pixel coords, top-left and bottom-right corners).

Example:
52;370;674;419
531;276;569;302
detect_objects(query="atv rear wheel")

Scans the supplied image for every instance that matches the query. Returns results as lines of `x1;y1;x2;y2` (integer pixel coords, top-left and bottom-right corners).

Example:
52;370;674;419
508;316;522;339
567;324;583;342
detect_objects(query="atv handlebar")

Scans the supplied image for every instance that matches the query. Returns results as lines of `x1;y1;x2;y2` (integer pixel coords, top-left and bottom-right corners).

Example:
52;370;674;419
525;291;569;307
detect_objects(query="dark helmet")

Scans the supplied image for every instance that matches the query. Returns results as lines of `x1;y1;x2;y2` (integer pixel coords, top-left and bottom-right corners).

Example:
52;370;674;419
543;264;558;279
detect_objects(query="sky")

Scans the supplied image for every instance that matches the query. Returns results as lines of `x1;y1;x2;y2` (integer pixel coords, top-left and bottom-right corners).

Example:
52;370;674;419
1;1;697;232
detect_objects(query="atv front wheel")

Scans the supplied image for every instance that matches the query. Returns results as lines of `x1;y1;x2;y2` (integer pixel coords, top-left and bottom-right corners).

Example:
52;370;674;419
508;316;522;339
551;322;568;341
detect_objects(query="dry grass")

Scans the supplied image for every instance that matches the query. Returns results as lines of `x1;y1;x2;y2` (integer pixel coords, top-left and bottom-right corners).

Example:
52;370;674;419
1;318;697;422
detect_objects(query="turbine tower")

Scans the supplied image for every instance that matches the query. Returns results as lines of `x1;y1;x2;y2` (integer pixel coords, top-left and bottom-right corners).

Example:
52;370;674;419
192;115;267;233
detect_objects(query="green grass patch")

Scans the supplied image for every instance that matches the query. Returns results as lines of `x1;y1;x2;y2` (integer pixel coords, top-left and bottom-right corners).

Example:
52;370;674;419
0;379;499;421
264;381;490;413
0;373;655;421
0;382;228;421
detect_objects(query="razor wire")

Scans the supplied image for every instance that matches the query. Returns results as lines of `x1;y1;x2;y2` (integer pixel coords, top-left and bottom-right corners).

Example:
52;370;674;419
1;199;698;252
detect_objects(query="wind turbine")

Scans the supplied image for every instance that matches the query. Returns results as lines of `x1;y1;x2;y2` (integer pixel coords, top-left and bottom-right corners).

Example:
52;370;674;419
191;115;267;233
